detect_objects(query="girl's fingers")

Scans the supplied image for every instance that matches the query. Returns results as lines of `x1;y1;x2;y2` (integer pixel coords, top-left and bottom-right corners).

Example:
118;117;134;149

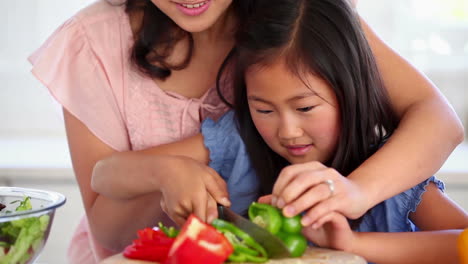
301;197;340;227
193;193;208;223
258;194;273;204
313;211;349;231
160;197;168;214
204;167;231;207
172;214;187;227
206;195;218;223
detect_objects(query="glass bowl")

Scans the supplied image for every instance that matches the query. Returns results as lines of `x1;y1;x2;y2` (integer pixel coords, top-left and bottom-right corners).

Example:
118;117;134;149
0;187;66;264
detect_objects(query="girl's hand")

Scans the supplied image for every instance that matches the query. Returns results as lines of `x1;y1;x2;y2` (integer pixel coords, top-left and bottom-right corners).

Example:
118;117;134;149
271;162;370;227
302;212;356;252
158;156;230;226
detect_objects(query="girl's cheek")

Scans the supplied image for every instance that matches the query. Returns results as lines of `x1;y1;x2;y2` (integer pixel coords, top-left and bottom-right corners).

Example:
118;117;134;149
252;117;275;142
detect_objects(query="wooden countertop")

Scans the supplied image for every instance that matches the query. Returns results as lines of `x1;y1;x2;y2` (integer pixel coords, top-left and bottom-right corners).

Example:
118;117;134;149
100;247;367;264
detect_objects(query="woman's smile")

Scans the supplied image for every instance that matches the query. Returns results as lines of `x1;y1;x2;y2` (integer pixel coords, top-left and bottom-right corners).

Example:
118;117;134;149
175;0;211;16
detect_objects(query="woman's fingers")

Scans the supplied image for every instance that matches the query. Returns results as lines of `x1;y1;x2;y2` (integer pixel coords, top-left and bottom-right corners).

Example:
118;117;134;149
278;168;332;209
258;194;273;204
282;182;334;218
272;162;326;207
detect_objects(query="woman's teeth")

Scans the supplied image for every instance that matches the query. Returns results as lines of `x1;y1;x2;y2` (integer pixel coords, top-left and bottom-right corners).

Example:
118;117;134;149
181;2;206;8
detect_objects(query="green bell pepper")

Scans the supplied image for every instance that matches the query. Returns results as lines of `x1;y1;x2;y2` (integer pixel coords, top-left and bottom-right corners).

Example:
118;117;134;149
248;202;282;234
276;232;308;257
248;202;307;258
211;219;268;263
158;222;179;238
282;215;302;234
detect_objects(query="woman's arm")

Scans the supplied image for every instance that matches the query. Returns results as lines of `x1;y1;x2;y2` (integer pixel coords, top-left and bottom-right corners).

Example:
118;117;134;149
346;17;464;217
64;109;228;256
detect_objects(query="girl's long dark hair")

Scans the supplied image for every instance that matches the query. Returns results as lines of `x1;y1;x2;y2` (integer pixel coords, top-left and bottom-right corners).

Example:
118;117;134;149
124;0;254;80
219;0;399;196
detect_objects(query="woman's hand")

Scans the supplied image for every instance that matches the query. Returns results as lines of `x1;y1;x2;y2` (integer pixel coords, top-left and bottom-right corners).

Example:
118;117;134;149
302;212;356;252
270;161;370;228
158;155;230;226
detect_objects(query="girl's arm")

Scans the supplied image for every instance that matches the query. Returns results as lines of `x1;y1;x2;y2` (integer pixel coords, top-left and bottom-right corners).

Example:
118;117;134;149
352;230;462;264
91;134;219;200
354;183;468;263
64;110;228;256
304;183;468;264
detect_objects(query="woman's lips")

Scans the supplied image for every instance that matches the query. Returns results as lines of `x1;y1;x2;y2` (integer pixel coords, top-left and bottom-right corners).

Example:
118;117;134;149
286;144;313;156
175;0;211;16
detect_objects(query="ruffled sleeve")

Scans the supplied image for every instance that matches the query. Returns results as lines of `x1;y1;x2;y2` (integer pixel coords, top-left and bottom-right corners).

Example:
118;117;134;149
29;14;129;151
357;176;445;233
201;111;260;215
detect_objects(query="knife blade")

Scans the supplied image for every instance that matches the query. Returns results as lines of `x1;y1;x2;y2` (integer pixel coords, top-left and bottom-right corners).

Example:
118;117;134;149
217;205;291;259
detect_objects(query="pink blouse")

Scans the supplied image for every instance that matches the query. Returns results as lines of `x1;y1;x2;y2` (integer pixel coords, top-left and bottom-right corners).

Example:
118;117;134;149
29;1;231;263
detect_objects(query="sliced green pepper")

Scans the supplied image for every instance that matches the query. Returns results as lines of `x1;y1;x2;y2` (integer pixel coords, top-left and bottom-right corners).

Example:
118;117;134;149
248;203;307;258
276;232;307;257
158;222;179;238
248;202;282;234
211;219;268;263
282;215;302;234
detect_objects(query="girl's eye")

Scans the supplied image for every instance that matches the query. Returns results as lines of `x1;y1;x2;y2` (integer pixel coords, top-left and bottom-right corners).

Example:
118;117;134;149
297;106;314;112
256;109;273;114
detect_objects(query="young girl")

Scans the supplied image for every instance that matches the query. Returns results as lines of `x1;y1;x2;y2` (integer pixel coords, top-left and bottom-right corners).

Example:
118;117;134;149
222;0;467;262
219;0;467;262
29;0;463;263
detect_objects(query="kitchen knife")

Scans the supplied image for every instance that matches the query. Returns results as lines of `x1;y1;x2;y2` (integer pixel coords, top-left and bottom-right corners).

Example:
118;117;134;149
217;205;291;259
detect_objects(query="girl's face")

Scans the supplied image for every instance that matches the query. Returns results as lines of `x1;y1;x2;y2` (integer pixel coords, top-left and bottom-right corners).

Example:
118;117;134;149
246;60;341;165
150;0;233;33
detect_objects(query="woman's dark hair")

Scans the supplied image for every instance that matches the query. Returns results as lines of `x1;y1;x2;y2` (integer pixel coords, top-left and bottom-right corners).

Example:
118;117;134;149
125;0;254;80
220;0;399;197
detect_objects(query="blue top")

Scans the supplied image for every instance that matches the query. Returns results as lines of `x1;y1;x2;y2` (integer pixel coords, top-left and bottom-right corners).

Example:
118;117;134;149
201;111;445;247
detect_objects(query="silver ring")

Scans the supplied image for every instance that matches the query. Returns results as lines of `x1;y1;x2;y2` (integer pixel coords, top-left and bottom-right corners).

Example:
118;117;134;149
323;179;335;198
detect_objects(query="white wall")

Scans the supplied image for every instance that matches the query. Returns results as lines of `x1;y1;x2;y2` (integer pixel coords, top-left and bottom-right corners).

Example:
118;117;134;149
358;0;468;128
1;0;95;139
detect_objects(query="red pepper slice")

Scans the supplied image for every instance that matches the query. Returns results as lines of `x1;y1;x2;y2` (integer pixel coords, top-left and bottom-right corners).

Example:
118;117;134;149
124;227;175;262
164;214;233;264
124;244;171;262
137;228;175;245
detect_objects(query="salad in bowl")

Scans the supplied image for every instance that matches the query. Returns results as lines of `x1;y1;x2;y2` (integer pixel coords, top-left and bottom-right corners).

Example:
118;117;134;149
0;187;66;264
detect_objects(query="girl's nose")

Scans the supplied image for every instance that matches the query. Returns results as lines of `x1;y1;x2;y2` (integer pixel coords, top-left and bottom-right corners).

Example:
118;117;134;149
278;119;303;140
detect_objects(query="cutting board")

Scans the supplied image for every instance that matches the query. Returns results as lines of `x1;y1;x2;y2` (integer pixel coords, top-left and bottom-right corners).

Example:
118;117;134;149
99;247;367;264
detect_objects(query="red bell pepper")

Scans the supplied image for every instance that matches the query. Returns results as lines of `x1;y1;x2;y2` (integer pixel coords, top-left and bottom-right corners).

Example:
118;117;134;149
164;214;233;264
123;227;175;262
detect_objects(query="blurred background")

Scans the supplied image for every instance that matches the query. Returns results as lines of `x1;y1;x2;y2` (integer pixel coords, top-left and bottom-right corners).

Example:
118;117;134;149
1;0;467;263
